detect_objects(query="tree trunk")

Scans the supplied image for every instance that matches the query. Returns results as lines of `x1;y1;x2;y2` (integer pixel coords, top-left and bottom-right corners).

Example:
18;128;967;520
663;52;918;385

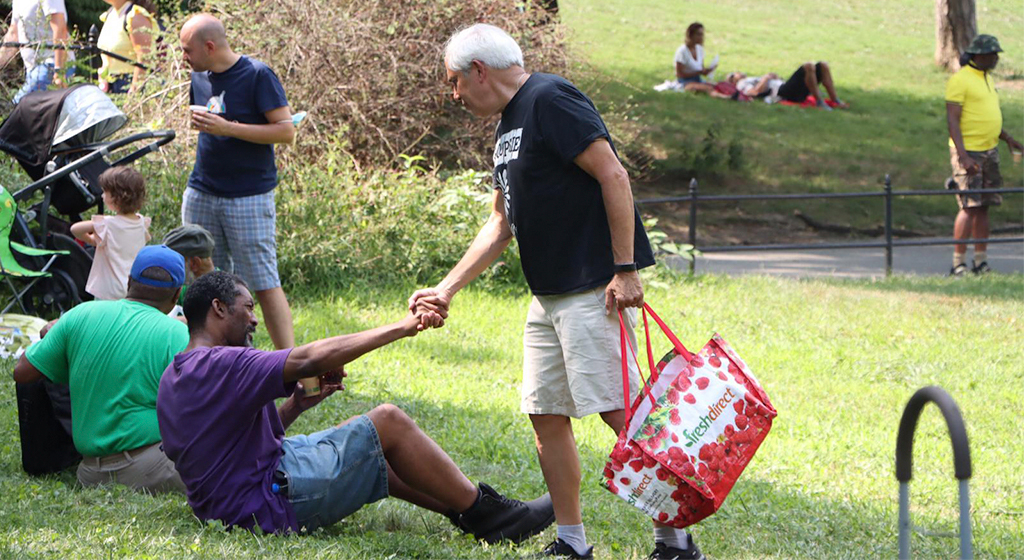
935;0;977;71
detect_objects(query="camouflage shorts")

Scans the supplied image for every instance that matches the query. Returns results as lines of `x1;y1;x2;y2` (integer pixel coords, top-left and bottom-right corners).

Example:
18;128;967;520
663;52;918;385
950;145;1002;209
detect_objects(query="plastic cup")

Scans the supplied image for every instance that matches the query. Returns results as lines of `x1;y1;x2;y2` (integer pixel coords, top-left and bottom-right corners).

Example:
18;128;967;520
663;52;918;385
1013;149;1022;165
300;376;321;396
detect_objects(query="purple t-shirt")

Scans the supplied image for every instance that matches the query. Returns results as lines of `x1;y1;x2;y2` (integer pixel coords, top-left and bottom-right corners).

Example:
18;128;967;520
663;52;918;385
156;346;297;533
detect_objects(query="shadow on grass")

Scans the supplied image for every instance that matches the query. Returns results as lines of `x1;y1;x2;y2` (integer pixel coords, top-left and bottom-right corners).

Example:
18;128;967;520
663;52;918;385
0;365;1013;559
284;390;999;559
591;71;1023;233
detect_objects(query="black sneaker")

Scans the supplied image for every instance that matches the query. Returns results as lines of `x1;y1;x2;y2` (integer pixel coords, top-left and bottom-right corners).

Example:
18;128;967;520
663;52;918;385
457;483;555;544
944;176;958;190
648;534;706;560
444;509;469;533
971;260;991;275
949;263;968;277
541;538;594;559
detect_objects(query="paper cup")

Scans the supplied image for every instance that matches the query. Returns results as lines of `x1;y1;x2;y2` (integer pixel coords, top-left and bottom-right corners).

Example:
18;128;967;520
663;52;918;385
189;105;208;129
300;376;321;396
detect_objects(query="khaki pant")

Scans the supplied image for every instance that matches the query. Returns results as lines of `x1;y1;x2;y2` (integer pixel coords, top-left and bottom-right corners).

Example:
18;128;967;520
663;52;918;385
77;442;185;494
521;285;640;418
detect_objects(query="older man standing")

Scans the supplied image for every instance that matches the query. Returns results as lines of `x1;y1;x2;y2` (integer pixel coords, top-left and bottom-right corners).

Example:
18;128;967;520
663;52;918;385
946;34;1023;276
13;246;189;493
409;24;703;560
178;14;296;348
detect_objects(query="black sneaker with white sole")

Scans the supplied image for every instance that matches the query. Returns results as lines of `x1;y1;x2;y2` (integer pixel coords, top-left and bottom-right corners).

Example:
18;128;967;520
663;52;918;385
541;538;594;559
648;534;706;560
456;483;555;544
971;260;991;275
950;263;968;277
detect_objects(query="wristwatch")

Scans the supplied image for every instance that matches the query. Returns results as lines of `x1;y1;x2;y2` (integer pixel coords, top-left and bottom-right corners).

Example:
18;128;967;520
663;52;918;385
613;262;638;273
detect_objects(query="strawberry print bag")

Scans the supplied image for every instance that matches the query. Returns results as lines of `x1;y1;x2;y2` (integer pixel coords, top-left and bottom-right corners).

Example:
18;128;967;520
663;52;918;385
602;303;776;528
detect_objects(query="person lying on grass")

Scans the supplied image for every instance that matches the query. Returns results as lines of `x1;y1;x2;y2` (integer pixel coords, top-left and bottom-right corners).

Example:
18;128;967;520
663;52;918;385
156;271;554;542
726;62;848;109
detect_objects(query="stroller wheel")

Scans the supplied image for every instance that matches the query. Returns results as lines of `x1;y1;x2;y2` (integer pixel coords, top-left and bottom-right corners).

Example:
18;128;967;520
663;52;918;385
26;269;81;319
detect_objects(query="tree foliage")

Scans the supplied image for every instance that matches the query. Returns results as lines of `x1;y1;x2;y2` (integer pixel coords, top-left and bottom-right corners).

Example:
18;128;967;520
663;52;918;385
128;0;570;171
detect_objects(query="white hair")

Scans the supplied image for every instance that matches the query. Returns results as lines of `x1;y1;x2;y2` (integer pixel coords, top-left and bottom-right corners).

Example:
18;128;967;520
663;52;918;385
444;24;524;73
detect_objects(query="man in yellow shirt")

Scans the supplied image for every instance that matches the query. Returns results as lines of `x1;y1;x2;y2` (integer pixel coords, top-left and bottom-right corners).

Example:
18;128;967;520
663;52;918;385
945;34;1022;276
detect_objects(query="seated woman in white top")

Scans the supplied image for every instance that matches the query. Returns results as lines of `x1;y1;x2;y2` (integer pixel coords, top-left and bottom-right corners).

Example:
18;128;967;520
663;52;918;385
673;22;719;96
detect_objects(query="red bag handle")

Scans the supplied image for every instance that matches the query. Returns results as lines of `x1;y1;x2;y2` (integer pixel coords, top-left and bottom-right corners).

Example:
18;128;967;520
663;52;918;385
619;303;695;425
643;303;694;362
619;310;657;425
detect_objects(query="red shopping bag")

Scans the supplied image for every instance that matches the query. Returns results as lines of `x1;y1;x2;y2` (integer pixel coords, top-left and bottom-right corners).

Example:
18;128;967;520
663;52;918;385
601;303;776;528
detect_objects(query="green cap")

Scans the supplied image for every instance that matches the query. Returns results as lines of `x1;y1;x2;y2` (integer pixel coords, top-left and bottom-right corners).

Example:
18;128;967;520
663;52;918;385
162;224;215;258
964;34;1002;55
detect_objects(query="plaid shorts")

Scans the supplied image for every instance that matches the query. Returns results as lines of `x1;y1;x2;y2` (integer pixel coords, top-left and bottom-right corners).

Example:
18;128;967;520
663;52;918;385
182;188;281;291
950;145;1003;209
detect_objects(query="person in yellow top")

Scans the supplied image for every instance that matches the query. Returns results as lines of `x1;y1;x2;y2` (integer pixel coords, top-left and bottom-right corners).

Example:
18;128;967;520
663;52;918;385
945;34;1022;276
97;0;158;94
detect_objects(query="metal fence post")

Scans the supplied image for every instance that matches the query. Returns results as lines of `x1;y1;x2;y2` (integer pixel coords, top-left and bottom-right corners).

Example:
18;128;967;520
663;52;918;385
688;178;698;275
88;25;100;81
884;174;893;276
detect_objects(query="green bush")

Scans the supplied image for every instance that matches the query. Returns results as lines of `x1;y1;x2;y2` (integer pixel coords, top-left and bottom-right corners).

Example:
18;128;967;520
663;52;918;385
273;157;524;294
135;146;525;295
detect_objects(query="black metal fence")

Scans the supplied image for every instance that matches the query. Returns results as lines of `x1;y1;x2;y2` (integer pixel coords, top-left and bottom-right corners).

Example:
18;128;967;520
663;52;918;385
636;175;1024;275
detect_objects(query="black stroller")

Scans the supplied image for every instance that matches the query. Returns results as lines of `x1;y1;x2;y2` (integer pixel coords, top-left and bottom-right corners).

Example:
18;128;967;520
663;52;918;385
0;84;174;317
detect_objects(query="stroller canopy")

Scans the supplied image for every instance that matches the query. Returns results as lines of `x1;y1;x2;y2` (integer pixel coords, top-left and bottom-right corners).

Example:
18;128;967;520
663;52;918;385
0;85;127;178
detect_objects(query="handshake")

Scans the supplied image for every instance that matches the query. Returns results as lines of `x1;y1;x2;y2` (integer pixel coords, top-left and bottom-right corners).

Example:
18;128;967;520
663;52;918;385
404;287;452;333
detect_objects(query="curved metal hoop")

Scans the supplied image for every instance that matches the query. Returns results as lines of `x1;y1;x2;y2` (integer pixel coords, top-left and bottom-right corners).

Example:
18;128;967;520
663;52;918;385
895;386;972;560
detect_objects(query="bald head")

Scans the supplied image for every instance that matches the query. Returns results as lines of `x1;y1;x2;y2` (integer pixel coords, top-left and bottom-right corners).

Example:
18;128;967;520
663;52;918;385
182;14;228;48
180;14;236;72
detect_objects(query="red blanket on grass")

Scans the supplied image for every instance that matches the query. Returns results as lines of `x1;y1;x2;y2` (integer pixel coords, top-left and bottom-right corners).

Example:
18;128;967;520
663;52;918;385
778;95;839;108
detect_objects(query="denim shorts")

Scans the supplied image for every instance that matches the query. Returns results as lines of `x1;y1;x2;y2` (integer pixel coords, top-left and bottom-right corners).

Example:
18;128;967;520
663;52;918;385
677;75;704;86
278;415;389;532
14;63;76;104
181;188;281;291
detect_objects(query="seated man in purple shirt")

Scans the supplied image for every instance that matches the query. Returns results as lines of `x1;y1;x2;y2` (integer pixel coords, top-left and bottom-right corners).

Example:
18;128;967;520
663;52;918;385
156;271;554;544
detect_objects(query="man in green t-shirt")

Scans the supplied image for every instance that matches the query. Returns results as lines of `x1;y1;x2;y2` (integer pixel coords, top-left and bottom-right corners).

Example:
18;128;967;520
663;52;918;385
13;245;190;494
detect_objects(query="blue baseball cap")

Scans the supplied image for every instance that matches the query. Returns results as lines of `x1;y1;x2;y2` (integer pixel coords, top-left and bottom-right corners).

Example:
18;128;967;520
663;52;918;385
130;245;186;288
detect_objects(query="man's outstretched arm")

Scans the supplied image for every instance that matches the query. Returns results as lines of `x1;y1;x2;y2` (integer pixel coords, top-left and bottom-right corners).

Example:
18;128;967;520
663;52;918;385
280;313;422;384
407;189;513;321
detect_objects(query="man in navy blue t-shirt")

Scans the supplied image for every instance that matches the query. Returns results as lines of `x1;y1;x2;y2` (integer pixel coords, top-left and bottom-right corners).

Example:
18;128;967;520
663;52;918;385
178;13;295;350
409;24;704;560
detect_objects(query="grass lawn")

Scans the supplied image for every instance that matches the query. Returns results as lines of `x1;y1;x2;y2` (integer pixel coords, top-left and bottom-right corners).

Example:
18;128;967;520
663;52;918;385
1;274;1022;559
560;0;1024;233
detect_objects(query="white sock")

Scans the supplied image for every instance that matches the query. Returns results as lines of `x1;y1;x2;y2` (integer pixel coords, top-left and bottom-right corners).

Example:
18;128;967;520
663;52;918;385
974;251;987;265
654;526;690;549
953;252;966;268
557;524;589;555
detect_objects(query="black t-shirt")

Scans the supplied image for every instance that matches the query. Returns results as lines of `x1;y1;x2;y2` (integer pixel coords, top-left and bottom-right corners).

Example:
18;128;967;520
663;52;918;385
493;73;655;295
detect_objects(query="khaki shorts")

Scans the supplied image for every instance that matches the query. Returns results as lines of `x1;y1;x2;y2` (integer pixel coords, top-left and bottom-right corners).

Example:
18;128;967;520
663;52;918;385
521;285;640;418
77;442;185;494
950;145;1003;209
